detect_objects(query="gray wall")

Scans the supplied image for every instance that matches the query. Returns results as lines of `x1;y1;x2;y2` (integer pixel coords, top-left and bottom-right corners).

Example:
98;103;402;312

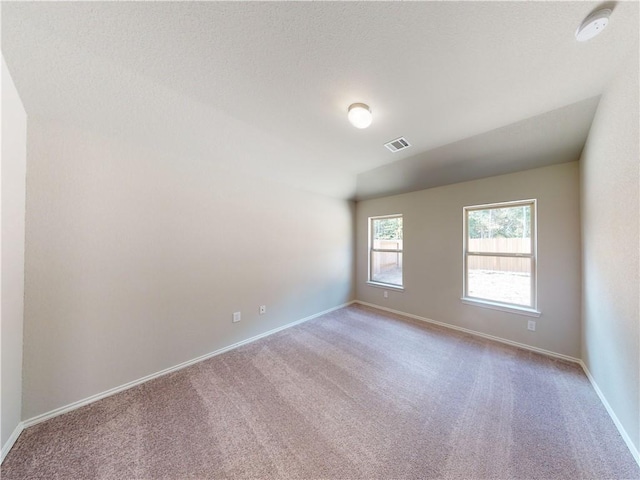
580;54;639;455
356;162;581;358
1;57;27;449
22;118;354;419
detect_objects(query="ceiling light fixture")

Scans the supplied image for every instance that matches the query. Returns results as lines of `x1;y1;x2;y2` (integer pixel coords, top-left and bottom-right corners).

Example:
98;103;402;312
575;9;612;42
347;103;373;129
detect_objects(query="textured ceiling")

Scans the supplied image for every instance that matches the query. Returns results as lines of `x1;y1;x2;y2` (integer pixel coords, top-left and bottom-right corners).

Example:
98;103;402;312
356;96;601;200
2;2;638;199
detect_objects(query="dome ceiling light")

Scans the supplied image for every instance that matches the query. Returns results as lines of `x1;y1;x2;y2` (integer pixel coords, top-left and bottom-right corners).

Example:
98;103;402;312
347;103;373;129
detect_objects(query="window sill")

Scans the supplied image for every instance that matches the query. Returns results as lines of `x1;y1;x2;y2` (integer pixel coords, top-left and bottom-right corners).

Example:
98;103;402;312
367;281;404;292
461;298;541;317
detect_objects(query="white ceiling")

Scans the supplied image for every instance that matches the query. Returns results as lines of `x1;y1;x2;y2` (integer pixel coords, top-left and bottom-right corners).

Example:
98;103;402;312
2;2;638;199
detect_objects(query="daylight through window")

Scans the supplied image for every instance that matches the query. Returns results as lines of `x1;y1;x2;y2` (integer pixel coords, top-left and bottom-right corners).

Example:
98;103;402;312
369;215;403;288
463;200;536;310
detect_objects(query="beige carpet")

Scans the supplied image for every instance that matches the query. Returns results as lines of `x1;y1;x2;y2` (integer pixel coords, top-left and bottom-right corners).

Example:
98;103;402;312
3;304;639;479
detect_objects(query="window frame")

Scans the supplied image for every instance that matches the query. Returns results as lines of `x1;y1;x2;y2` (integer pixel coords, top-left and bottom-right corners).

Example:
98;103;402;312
462;199;540;316
367;214;404;290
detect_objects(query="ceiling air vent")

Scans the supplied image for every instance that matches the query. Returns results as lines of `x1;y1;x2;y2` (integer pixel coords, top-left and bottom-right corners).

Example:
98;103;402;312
384;137;411;153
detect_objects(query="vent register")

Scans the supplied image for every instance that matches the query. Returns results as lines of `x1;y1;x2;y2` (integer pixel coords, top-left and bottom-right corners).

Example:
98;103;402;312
384;137;411;152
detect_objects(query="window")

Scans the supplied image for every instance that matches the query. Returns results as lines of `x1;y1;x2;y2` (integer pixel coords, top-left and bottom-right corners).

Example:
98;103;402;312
368;215;403;288
463;200;538;314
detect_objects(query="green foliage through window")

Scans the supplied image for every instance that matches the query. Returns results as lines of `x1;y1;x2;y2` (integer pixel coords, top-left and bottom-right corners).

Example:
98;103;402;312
468;206;530;239
373;217;403;241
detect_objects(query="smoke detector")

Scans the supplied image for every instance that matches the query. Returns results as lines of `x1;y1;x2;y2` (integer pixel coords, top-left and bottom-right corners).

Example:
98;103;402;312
384;137;411;153
575;9;612;42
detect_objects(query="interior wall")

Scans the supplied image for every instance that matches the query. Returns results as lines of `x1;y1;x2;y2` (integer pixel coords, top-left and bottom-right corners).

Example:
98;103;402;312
22;118;354;419
356;162;581;358
1;57;27;449
580;54;639;455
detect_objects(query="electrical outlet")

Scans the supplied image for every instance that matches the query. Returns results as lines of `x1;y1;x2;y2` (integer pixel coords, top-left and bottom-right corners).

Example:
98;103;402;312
383;291;388;298
259;305;266;315
527;320;536;331
232;312;241;323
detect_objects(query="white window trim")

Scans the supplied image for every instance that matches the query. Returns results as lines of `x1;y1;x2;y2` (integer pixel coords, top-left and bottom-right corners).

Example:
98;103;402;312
462;199;540;315
366;281;405;292
368;214;403;289
460;298;541;317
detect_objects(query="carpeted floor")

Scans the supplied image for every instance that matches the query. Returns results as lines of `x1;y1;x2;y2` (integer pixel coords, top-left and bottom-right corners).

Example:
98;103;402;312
2;304;639;479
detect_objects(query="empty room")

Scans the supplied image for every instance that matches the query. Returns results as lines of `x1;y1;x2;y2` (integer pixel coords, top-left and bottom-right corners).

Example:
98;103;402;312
1;2;639;479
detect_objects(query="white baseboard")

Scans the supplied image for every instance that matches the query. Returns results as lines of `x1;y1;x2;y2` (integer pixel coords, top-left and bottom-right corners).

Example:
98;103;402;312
354;301;581;364
8;300;639;471
579;360;640;467
1;422;24;464
20;301;355;433
355;301;640;468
